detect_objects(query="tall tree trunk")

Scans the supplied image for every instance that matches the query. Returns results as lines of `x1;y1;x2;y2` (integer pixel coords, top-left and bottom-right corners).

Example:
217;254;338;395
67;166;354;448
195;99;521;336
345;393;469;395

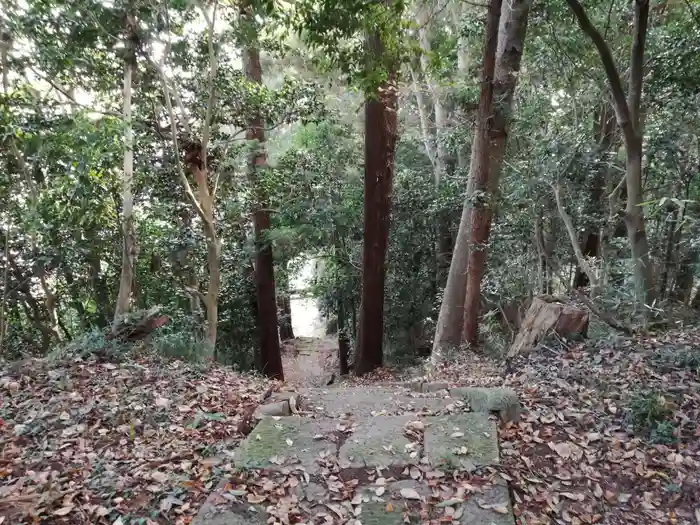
354;32;399;377
338;297;350;375
277;270;294;341
461;0;505;346
566;0;656;307
435;0;531;352
114;14;137;323
242;5;283;380
415;3;453;286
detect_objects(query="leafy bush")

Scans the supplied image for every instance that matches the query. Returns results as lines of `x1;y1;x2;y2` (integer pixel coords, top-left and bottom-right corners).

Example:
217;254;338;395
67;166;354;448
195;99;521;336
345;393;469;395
627;389;676;442
151;331;211;364
47;329;129;364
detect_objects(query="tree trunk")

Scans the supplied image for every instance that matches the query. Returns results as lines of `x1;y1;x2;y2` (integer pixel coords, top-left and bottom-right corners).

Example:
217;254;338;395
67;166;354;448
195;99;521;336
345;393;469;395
461;0;531;346
338;297;350;375
553;183;600;293
277;271;294;341
114;16;137;323
242;8;283;380
354;33;399;377
566;0;656;307
624;143;655;305
574;101;615;288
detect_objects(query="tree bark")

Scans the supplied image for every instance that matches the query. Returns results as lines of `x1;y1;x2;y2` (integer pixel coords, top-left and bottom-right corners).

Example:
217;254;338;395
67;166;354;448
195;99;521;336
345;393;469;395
461;0;504;346
566;0;656;307
338;297;350;375
354;32;399;377
553;183;600;293
114;14;137;323
433;0;531;356
242;4;283;380
277;270;294;341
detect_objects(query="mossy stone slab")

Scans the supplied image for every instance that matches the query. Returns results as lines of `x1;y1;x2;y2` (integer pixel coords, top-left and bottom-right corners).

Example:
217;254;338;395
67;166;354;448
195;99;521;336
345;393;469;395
339;415;418;468
235;417;338;473
423;413;499;470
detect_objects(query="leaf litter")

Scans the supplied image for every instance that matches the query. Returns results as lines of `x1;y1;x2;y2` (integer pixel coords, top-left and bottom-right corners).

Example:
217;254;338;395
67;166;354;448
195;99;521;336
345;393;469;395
433;327;700;525
0;352;269;524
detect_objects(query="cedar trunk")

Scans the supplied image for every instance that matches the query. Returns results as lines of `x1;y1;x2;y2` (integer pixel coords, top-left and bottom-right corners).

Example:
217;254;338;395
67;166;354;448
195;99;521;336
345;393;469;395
243;33;283;380
114;18;136;323
354;34;399;376
462;0;531;346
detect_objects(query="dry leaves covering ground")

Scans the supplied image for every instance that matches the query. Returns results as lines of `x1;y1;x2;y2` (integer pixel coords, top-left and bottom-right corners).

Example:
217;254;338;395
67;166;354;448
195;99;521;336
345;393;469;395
0;352;270;524
1;329;699;525
435;328;700;525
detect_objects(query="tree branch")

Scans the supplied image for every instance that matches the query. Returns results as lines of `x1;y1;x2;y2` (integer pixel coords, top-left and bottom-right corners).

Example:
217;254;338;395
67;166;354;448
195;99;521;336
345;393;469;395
199;0;219;174
26;66;122;117
156;60;208;224
552;182;599;289
565;0;636;149
628;0;649;130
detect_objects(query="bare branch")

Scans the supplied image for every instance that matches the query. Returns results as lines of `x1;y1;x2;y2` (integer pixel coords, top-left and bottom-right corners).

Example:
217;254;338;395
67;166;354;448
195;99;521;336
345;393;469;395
565;0;636;149
156;59;208;224
552;182;599;290
26;66;122;118
681;0;700;31
199;0;219;174
628;0;649;130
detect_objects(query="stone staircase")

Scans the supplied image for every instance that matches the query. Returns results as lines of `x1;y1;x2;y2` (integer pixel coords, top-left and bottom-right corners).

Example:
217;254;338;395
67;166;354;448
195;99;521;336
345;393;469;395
193;382;519;525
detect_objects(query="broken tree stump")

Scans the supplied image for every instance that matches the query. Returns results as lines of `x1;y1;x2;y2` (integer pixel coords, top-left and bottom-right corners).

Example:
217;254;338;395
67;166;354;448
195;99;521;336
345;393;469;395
507;296;589;358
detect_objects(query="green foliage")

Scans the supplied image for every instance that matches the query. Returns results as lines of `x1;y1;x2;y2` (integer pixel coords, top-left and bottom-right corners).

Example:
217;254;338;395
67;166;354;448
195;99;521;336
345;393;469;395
151;331;210;364
47;329;128;364
627;389;676;443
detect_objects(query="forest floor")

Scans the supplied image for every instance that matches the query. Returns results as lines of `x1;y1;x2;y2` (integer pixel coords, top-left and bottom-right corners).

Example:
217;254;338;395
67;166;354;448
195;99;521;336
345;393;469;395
0;329;698;524
429;328;700;525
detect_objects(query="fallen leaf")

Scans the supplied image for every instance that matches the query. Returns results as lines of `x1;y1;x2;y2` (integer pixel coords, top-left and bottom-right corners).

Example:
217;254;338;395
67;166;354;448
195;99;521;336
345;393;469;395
400;488;421;500
53;506;74;516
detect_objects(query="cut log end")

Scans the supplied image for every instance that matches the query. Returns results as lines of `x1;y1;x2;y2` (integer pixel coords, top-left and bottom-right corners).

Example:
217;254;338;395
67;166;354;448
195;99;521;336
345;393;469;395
507;296;589;358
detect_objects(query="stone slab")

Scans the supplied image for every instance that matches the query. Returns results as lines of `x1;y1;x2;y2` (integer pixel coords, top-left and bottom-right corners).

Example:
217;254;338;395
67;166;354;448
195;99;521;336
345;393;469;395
340;416;418;468
459;482;515;525
450;387;520;423
301;387;448;417
192;503;266;525
423;413;499;470
234;417;338;473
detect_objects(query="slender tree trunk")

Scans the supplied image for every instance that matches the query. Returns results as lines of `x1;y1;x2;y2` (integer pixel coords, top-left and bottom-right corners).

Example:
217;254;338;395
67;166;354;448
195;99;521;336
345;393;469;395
461;0;505;346
436;0;531;351
277;270;294;341
0;226;8;353
566;0;656;307
242;8;283;380
114;15;137;323
338;297;350;375
355;32;399;376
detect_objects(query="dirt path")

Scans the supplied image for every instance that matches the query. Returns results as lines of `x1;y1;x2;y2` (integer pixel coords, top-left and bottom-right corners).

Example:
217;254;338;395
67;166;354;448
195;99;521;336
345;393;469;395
281;336;338;387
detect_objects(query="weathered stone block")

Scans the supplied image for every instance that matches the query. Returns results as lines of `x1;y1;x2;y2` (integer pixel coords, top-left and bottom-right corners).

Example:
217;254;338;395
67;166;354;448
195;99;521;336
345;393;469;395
235;417;337;473
253;400;291;419
450;387;520;423
421;381;450;393
340;416;418;468
423;413;499;470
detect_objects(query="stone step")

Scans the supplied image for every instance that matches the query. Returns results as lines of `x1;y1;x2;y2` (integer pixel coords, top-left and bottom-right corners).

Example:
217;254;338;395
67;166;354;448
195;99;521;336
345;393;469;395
298;384;520;422
193;383;518;525
194;412;511;525
195;478;513;525
235;413;499;472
